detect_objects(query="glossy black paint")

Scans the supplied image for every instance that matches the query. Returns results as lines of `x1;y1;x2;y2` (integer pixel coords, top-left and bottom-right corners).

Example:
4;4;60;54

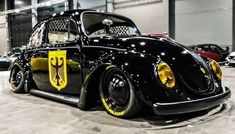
83;36;224;104
11;10;230;114
29;47;82;95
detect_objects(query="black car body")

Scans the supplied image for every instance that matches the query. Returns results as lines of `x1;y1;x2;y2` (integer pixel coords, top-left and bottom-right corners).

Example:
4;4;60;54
9;10;231;118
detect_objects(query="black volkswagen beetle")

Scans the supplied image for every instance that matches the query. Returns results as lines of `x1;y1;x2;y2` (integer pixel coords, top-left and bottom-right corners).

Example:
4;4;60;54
9;10;231;118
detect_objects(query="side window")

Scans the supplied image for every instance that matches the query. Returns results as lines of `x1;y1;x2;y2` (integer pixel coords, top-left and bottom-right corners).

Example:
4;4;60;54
210;45;221;53
195;47;202;51
47;18;77;44
199;45;209;51
28;23;45;48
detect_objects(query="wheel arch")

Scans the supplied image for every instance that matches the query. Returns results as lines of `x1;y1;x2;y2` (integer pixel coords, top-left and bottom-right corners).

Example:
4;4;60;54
78;51;160;109
78;63;146;110
78;64;114;109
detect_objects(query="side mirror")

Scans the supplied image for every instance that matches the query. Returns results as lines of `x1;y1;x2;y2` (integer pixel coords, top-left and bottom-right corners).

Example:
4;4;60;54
225;46;229;52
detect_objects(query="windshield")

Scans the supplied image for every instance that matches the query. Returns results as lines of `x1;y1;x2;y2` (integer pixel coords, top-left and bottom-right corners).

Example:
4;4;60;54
82;12;140;38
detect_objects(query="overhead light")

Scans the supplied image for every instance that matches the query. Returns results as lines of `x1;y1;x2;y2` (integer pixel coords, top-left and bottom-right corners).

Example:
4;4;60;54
45;1;52;6
114;0;163;9
15;9;20;13
15;0;23;5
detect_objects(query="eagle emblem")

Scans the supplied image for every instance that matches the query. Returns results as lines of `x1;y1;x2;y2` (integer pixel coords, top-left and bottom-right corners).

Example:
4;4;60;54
48;50;67;91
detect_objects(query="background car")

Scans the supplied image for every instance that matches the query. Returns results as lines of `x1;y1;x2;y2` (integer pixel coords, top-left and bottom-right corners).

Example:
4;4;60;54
0;55;11;70
189;44;229;62
145;35;223;62
190;47;221;62
226;51;235;66
8;53;21;63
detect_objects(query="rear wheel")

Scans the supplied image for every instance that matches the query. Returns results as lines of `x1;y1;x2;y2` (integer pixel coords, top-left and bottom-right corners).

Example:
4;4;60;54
99;67;143;118
9;64;25;93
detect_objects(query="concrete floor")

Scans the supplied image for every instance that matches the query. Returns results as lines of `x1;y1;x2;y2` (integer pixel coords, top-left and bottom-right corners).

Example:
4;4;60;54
0;66;234;134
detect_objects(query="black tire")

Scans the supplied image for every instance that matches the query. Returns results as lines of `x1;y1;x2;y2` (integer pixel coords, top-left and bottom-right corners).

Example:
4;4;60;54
9;63;25;93
99;67;143;118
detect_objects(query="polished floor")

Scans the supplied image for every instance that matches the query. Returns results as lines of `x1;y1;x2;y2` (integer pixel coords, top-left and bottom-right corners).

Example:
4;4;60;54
0;66;234;134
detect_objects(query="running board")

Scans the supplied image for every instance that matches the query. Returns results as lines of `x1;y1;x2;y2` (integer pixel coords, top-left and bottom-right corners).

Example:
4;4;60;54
30;89;79;106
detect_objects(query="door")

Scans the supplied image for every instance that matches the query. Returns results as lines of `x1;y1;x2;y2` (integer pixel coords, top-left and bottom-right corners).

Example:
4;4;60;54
29;17;82;95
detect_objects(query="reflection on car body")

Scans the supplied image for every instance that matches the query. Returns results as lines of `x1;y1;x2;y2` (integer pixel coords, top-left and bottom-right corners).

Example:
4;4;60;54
9;10;231;118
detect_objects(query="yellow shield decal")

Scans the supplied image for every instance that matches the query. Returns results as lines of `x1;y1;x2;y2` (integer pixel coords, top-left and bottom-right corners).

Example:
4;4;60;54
48;50;67;91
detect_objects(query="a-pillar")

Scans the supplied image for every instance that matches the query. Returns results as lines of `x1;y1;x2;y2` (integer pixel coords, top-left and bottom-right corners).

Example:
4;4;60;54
31;0;37;28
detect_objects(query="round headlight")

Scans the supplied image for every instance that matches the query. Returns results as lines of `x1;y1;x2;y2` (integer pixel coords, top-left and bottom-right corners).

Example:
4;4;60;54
156;62;176;88
210;60;222;79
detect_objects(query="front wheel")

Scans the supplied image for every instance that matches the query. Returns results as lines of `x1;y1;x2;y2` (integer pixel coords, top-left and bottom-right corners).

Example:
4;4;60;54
9;64;25;93
99;67;143;118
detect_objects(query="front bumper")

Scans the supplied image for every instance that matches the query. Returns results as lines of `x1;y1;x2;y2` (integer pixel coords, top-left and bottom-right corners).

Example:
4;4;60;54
153;87;231;115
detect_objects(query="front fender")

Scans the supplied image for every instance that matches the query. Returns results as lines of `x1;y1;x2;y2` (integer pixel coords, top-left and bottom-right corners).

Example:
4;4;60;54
80;46;175;107
97;51;161;106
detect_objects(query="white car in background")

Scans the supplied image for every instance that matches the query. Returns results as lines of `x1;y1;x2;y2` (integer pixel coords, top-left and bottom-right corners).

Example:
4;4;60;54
226;52;235;66
8;53;20;63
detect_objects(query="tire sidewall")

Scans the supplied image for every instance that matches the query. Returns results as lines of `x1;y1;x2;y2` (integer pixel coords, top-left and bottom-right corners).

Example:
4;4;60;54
99;67;138;118
10;63;25;93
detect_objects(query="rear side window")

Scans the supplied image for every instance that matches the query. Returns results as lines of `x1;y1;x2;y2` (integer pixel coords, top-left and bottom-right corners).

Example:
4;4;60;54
198;45;209;51
28;22;45;48
210;45;223;53
47;18;77;44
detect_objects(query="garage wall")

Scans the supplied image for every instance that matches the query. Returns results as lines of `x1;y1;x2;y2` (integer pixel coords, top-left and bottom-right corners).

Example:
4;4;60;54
175;0;232;49
78;0;106;10
0;15;7;55
0;0;4;12
108;1;168;34
0;1;6;55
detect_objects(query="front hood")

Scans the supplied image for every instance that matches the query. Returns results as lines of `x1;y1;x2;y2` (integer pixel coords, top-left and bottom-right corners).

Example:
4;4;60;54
89;36;215;95
89;36;207;66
